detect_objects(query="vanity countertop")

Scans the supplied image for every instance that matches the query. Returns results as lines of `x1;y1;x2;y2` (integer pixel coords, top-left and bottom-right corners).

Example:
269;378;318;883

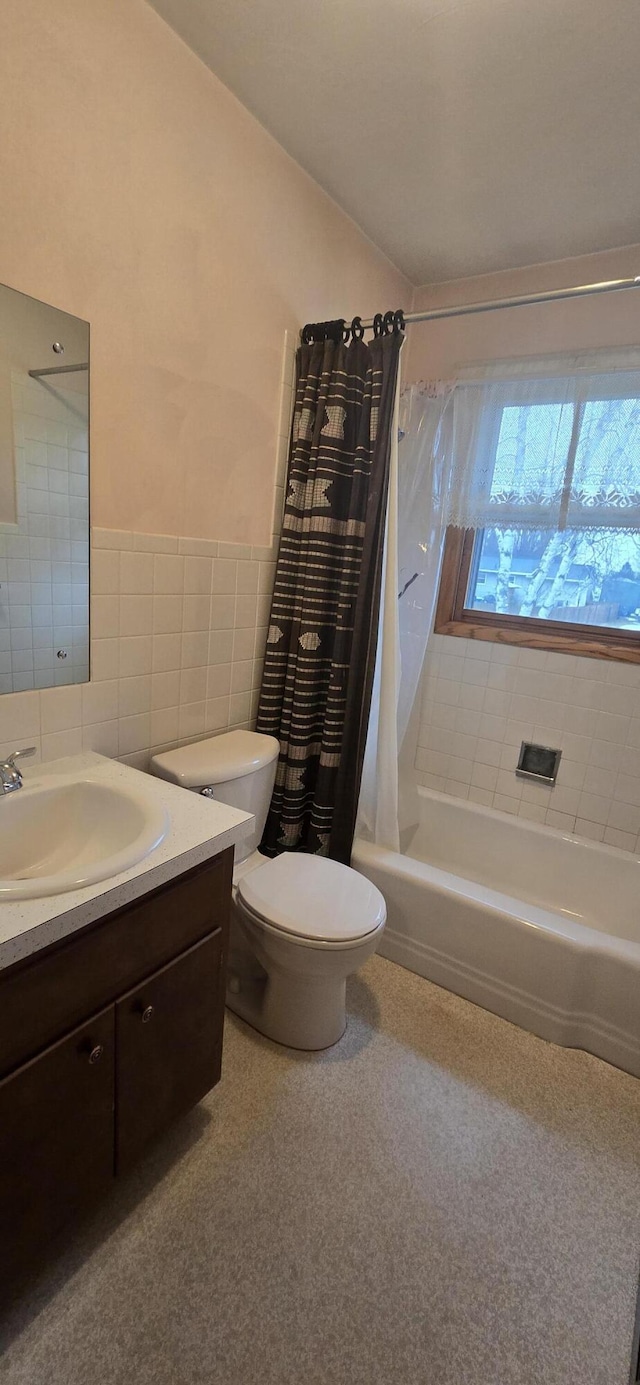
0;752;252;972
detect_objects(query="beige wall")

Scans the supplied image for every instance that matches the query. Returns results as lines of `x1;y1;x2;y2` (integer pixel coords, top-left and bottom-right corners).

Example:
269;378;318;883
0;0;408;768
405;244;640;381
0;0;410;545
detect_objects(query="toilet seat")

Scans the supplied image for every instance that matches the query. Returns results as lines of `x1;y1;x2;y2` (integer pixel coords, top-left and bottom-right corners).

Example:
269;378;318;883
236;851;386;944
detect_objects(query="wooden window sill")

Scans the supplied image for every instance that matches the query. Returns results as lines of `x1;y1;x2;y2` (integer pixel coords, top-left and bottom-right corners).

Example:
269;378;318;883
434;527;640;665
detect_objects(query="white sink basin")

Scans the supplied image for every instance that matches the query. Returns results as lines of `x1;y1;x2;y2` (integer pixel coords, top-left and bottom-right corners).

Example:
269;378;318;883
0;777;169;899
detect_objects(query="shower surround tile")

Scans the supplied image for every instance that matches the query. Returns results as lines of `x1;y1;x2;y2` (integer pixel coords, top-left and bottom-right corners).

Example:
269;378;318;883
414;633;640;855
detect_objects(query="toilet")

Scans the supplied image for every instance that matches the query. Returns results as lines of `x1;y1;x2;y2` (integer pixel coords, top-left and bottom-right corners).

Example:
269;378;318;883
151;730;386;1050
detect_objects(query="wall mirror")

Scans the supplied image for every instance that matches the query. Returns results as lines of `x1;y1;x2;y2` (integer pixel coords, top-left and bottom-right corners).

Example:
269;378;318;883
0;282;89;692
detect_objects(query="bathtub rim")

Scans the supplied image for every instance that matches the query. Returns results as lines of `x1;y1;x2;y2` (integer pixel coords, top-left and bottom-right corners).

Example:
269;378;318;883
379;781;640;947
352;834;640;963
409;780;640;868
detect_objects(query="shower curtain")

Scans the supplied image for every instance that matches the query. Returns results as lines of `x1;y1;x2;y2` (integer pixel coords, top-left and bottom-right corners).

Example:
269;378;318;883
356;381;455;850
356;347;640;851
257;325;403;862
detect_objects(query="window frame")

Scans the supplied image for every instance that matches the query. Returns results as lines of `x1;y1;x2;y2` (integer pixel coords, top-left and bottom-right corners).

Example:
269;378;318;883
434;525;640;665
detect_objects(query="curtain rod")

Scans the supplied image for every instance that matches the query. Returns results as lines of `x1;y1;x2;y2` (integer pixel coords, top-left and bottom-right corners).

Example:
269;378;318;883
28;362;89;379
359;275;640;329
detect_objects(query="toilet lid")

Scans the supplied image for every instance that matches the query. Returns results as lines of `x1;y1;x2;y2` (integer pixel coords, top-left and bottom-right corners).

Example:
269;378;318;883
237;852;386;943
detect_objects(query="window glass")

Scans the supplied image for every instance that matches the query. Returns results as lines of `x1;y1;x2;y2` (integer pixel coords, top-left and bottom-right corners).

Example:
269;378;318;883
463;389;640;631
466;526;640;630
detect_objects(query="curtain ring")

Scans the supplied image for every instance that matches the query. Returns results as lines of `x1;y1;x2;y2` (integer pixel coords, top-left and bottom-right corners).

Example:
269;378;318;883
342;322;351;343
393;309;405;334
329;318;346;344
350;316;365;341
372;313;384;337
383;310;395;335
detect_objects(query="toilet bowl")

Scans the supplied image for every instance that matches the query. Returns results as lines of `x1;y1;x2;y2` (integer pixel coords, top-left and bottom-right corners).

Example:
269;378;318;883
231;848;385;1048
151;731;386;1050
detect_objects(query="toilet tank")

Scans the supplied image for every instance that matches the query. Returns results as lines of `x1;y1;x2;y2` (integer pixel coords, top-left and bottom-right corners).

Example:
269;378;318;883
151;731;280;863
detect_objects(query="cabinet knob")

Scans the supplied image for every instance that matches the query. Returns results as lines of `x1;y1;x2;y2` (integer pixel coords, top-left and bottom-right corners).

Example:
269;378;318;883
88;1044;104;1065
140;1005;154;1024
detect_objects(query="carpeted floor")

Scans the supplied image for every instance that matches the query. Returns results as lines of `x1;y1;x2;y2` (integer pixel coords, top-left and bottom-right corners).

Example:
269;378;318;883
1;954;639;1385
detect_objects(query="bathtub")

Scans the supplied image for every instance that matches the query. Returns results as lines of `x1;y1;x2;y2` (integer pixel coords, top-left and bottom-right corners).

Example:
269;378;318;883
352;785;640;1078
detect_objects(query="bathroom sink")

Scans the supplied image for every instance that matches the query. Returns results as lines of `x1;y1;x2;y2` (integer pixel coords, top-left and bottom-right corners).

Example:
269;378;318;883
0;777;169;899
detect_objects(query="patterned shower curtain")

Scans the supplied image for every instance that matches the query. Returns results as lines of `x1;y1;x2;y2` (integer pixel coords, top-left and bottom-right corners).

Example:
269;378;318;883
257;326;403;862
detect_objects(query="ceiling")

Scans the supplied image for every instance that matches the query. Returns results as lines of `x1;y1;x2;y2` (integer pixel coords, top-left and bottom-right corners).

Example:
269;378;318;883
146;0;640;285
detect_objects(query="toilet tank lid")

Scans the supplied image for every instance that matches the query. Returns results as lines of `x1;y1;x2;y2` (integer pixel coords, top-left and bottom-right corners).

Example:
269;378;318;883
151;730;280;787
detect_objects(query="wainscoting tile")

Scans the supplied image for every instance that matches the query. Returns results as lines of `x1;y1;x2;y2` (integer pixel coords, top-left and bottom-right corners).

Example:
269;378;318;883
91;638;119;681
119;595;153;638
118;637;153;678
206;664;232;700
134;532;178;554
210;595;236;629
118;713;151;756
118;676;152;719
153;595;183;635
208;629;234;665
180;667;207;706
219;542;252;560
153;554;184;595
81;680;118;726
178;701;206;740
236;561;259;595
230;691;251;724
183;557;213;595
181;632;209;669
0;512;278;791
152;633;182;673
205;695;230;732
91;548;120;595
82;719;119;757
177;537;218;557
41;684;82;734
183;595;211;632
119;551;155;595
92;528;133;550
232;627;255;662
212;560;237;594
151;671;181;711
91;595;119;639
150;706;179;750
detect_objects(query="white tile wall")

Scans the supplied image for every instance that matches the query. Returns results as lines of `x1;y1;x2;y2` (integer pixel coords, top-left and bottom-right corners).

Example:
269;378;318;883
0;371;89;692
415;633;640;854
0;526;278;772
0;327;296;772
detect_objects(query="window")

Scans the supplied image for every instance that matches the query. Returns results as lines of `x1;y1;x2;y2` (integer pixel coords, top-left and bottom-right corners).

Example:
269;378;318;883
435;362;640;662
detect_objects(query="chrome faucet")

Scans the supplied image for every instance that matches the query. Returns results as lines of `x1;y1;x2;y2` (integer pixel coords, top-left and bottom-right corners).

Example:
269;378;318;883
0;746;36;794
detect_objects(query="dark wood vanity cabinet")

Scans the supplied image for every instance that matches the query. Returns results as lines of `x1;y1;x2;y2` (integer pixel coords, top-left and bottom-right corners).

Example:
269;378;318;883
0;848;233;1290
0;1007;116;1282
115;931;223;1173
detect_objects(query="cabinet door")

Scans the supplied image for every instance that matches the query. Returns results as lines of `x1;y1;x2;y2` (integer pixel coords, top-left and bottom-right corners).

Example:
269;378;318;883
115;931;223;1173
0;850;233;1083
0;1007;115;1286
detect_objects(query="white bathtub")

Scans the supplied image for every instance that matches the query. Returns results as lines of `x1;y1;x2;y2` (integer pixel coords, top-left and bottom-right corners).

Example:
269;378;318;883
352;785;640;1078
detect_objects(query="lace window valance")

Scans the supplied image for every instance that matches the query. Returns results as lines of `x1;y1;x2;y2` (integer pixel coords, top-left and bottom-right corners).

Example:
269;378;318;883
445;352;640;532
